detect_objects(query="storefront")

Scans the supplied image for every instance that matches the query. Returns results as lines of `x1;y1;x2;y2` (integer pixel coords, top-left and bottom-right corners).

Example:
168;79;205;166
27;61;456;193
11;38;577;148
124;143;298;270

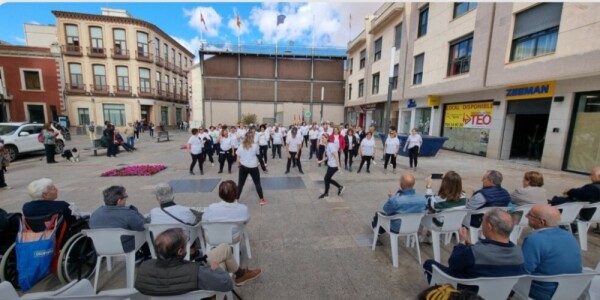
564;90;600;173
441;100;494;156
399;98;433;135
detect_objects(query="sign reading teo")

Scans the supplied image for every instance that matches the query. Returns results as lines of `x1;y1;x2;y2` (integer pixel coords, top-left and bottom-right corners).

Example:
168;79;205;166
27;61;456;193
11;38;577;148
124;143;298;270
444;101;493;129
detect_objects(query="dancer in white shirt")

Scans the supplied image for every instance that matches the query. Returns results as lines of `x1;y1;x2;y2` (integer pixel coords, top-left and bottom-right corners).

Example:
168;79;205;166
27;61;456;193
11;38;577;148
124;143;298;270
317;133;345;199
187;128;204;175
357;132;376;173
404;128;423;171
236;133;267;205
384;129;400;174
217;127;235;174
285;127;304;174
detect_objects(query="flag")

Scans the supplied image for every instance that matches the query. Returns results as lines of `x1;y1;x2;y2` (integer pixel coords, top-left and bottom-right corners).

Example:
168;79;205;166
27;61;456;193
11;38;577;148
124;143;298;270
277;14;286;26
200;13;207;31
236;14;241;28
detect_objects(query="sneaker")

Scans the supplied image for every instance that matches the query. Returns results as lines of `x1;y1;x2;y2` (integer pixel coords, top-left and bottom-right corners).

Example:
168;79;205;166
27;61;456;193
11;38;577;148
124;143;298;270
372;161;376;165
299;170;304;174
189;171;195;175
285;171;289;174
200;170;204;175
367;170;371;173
264;169;269;174
259;199;268;205
235;268;262;286
218;171;223;174
318;193;328;199
338;186;345;196
392;169;396;174
357;169;361;174
211;163;215;167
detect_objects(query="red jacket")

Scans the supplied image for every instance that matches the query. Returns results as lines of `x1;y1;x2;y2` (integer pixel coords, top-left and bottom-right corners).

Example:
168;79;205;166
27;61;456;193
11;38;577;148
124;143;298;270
329;134;346;152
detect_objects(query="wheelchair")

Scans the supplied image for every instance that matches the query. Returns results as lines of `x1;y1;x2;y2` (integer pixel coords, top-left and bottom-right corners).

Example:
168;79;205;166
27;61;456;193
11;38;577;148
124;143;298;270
0;212;97;289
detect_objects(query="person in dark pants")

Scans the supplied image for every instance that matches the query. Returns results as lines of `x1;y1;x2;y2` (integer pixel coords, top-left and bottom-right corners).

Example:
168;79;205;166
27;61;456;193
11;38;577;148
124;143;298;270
187;128;204;175
343;128;359;172
404;128;423;171
308;124;319;160
103;124;117;157
237;134;267;205
0;138;9;189
317;133;344;199
357;132;376;173
285;128;304;174
217;128;235;174
42;122;59;163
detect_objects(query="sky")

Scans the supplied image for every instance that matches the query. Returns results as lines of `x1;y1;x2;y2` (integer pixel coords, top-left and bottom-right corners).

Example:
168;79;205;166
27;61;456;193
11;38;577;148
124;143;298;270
0;2;383;58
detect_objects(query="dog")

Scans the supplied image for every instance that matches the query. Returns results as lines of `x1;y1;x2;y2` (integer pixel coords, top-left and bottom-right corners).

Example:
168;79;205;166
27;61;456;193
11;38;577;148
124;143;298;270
61;147;80;162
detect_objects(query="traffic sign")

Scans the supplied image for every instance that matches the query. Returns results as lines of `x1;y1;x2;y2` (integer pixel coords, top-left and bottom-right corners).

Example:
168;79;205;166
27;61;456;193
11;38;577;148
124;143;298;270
304;111;312;118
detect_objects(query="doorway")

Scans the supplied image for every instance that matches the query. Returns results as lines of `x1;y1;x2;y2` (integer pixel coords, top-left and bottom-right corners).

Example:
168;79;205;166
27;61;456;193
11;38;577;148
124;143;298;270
509;114;548;160
141;105;152;129
27;104;45;123
400;110;411;134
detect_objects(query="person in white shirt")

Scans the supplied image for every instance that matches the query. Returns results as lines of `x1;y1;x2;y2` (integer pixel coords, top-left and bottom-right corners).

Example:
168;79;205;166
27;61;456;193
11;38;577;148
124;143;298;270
301;123;310;148
317;133;345;199
208;126;219;166
404;128;423;170
203;180;251;239
285;127;304;174
343;128;360;172
257;125;270;166
217;128;235;174
271;126;284;159
150;183;200;225
187;128;204;175
357;131;376;173
384;129;400;174
236;133;267;205
308;124;319;160
317;123;329;166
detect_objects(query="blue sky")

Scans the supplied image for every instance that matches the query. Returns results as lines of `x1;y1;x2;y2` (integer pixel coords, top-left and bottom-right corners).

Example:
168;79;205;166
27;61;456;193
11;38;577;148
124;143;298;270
0;2;382;56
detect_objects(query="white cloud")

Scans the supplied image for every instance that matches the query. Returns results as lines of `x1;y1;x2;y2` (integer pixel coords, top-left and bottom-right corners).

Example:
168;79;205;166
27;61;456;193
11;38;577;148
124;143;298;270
14;37;26;44
183;6;222;37
27;21;40;25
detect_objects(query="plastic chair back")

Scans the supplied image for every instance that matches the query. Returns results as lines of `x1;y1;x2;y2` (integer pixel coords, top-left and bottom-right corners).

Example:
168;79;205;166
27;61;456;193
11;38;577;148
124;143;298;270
145;223;202;260
433;209;468;233
147;290;230;300
509;204;534;244
555;202;585;226
512;269;598;300
82;228;146;255
200;222;241;245
0;281;19;300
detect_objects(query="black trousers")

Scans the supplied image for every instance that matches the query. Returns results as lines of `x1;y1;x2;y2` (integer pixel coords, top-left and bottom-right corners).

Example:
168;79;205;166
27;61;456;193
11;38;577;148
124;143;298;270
134;130;139;139
409;146;419;168
344;149;355;168
324;166;341;194
317;145;326;161
303;135;309;147
238;165;264;199
256;155;267;172
44;144;56;163
272;144;282;158
286;151;302;172
0;166;6;187
106;141;117;157
219;150;234;172
357;155;372;172
384;153;397;169
190;153;204;173
259;145;269;164
309;139;317;159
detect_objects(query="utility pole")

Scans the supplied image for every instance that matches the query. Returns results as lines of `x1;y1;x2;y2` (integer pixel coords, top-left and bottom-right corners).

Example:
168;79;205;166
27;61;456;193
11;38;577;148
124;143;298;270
320;86;324;123
384;47;396;131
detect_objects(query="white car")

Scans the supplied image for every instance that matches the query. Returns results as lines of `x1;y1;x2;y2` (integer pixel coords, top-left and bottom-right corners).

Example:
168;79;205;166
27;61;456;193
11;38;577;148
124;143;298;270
0;122;65;162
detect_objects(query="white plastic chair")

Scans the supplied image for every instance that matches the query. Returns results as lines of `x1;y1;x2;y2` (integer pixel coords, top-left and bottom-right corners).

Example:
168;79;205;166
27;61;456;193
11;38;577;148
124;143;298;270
462;207;508;243
82;228;147;292
371;211;424;267
421;209;468;262
35;279;142;300
0;281;19;300
583;262;600;300
512;270;598;300
147;290;232;300
509;204;534;244
576;202;600;251
200;221;251;265
430;264;524;300
555;202;585;231
0;280;78;300
145;223;204;260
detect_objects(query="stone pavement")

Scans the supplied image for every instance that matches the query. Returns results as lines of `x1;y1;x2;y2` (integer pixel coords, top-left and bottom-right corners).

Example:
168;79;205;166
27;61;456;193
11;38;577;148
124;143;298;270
2;130;598;299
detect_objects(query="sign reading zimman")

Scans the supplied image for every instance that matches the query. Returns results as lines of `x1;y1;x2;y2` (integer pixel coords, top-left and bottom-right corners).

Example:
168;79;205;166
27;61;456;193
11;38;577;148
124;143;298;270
506;81;555;101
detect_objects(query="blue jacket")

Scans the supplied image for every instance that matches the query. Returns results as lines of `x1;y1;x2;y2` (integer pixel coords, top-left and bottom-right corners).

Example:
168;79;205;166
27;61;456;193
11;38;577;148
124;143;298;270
448;239;526;279
382;188;427;233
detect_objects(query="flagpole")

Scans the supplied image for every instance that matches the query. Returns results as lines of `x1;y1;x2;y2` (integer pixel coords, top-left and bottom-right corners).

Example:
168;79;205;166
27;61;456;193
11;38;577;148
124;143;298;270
349;14;352;43
312;14;315;55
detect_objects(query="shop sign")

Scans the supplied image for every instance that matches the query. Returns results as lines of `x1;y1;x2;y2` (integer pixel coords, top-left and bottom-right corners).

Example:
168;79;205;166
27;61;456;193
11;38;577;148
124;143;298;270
427;95;440;107
407;99;417;108
444;101;493;128
506;81;555;101
363;104;377;111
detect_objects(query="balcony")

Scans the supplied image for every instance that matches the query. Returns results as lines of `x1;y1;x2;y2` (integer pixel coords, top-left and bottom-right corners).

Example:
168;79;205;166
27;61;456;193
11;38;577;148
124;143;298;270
87;47;107;58
156;85;166;98
90;84;109;95
173;66;181;75
66;83;86;95
0;85;13;99
114;85;132;96
165;61;173;71
111;48;130;60
136;50;153;63
138;86;154;97
155;56;164;67
61;45;83;57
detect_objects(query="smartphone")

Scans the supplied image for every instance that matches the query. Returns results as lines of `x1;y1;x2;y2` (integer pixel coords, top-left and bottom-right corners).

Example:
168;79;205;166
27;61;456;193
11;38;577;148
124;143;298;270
431;173;443;179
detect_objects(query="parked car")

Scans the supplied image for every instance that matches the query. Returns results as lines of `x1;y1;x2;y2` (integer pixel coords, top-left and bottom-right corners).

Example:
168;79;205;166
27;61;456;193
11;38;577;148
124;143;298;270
0;122;65;161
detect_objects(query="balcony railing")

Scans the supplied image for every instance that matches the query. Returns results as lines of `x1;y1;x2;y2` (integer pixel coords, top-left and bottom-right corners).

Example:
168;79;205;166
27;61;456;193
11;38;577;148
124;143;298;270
138;86;154;97
136;50;153;63
155;56;164;67
90;84;109;95
66;83;86;94
87;47;107;58
114;85;132;96
111;48;130;60
156;85;166;98
165;61;173;70
61;45;83;56
173;66;181;74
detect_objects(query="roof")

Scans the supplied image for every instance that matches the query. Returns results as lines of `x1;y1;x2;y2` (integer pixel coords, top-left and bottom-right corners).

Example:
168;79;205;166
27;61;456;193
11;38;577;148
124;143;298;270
0;45;51;53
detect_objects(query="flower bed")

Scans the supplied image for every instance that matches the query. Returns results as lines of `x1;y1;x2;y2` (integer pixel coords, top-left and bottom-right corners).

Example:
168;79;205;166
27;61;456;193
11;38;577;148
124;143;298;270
101;164;167;177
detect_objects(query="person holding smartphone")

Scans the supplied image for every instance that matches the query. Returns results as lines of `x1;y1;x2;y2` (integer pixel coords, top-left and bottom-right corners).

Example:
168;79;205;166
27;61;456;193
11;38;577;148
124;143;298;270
404;128;423;171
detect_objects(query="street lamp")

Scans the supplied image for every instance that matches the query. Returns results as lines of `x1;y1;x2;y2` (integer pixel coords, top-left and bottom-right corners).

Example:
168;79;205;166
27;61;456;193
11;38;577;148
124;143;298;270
384;47;396;132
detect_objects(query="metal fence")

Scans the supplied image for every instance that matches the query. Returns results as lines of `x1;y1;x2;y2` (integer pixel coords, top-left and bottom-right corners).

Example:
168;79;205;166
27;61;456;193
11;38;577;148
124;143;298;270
200;43;347;58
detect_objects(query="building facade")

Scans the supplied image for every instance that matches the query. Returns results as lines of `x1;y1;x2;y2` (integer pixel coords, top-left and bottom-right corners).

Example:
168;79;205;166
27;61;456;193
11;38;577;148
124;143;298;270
52;8;194;129
0;45;63;123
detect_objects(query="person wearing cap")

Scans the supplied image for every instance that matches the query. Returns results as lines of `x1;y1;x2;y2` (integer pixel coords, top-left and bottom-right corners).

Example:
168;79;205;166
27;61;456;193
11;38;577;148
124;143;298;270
285;127;304;174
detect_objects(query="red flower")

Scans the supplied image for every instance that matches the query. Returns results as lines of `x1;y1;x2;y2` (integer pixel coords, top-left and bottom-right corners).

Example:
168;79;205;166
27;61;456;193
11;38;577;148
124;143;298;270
101;164;167;177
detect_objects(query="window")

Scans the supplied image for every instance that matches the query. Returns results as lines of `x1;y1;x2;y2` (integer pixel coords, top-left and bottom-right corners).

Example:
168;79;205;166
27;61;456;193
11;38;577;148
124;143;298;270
374;38;382;61
348;84;352;100
448;34;473;76
154;38;160;59
21;70;41;90
418;5;429;37
178;53;182;67
137;31;149;57
65;24;79;46
165;74;170;92
176;108;182;123
92;65;107;91
179;79;183;95
113;29;127;55
453;3;477;19
392;64;399;90
103;104;125;126
185;57;188;68
171;48;175;63
395;23;402;49
413;54;424;85
116;66;129;92
359;49;366;69
89;27;103;53
161;106;168;124
372;73;380;94
349;58;353;74
69;63;83;89
163;43;168;60
156;71;162;91
510;3;562;61
78;108;90;126
139;68;151;93
358;79;364;97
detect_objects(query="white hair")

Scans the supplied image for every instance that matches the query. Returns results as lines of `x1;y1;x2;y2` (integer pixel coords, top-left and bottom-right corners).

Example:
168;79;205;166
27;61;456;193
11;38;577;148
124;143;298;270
27;178;53;199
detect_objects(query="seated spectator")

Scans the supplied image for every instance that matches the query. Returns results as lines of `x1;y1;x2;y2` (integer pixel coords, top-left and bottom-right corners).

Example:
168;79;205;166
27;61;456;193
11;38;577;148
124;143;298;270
203;180;250;241
23;178;76;225
522;204;582;299
423;208;525;283
150;183;201;225
511;171;547;206
135;228;261;295
549;166;600;221
466;170;511;227
371;173;427;237
89;185;146;253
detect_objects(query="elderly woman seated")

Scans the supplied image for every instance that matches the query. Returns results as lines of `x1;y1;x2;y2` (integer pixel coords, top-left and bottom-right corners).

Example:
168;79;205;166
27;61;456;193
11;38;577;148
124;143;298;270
22;178;77;225
149;183;202;225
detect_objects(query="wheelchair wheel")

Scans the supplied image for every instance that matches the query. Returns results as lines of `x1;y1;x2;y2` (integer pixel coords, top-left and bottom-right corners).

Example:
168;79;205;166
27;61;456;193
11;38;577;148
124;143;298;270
57;233;97;284
0;242;19;288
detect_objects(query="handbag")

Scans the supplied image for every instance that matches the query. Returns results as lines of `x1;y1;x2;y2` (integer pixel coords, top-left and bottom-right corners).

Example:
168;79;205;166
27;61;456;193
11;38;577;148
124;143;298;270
16;215;62;291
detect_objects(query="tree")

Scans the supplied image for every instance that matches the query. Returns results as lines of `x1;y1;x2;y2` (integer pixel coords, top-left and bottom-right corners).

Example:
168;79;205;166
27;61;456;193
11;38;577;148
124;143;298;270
240;113;257;125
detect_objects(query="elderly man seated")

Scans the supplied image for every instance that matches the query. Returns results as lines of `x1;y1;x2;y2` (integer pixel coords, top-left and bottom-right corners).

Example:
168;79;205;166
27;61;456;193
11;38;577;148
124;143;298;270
466;170;511;227
150;183;201;225
522;204;582;299
423;208;526;283
23;178;77;225
135;228;261;296
549;166;600;221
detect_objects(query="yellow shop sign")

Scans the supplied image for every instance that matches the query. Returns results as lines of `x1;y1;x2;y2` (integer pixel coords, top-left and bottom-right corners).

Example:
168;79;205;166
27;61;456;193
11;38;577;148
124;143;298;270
506;81;555;101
